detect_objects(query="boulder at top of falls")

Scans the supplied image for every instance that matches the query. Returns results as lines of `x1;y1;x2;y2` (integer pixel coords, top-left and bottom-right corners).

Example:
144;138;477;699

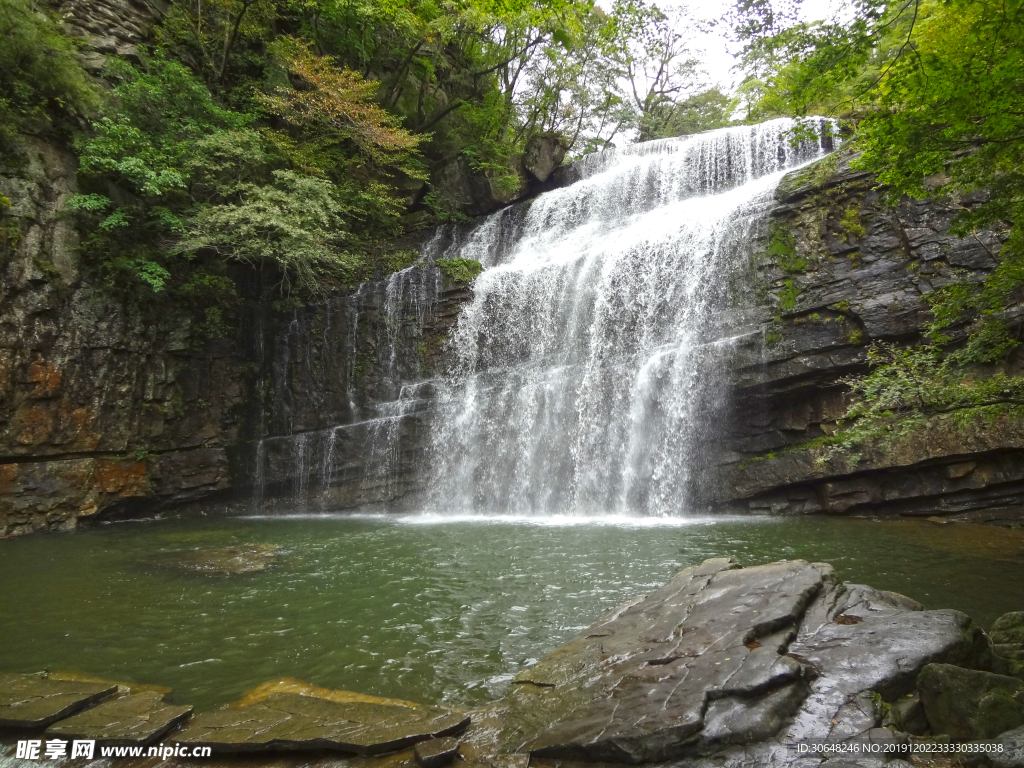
45;690;193;746
173;687;469;754
523;134;569;183
458;558;996;767
0;672;117;728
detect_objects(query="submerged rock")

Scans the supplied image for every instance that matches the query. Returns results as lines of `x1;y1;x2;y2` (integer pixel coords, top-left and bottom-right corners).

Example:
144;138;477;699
46;690;192;746
0;672;116;728
918;663;1024;740
156;544;283;575
460;558;997;766
174;689;469;754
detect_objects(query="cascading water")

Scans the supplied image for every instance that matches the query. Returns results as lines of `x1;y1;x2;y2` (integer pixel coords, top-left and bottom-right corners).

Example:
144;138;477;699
426;118;837;516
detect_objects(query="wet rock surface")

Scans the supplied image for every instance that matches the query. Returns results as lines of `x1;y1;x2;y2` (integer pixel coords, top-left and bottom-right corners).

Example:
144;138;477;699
174;692;469;754
2;560;1023;767
414;736;460;768
0;673;116;728
459;558;998;766
987;724;1024;768
45;691;193;746
155;544;284;575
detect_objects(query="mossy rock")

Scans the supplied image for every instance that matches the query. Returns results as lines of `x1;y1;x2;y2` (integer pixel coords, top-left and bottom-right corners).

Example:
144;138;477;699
775;154;840;203
436;257;483;284
992;612;1024;662
918;663;1024;740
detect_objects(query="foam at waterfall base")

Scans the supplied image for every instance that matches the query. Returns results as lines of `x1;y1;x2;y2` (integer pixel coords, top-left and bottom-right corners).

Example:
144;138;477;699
237;510;777;527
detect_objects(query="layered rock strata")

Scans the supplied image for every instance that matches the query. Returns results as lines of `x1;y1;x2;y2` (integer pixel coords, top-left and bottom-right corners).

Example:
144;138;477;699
710;153;1024;523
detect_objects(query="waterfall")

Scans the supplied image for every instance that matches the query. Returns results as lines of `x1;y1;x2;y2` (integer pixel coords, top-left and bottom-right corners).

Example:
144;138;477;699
426;118;837;517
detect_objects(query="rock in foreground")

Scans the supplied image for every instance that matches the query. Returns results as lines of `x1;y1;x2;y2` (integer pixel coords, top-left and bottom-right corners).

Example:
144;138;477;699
461;558;998;766
174;691;469;754
0;673;117;728
45;690;193;746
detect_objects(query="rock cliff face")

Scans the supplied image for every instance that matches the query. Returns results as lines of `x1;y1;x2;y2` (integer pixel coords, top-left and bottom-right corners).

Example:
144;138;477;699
708;152;1024;523
0;135;471;536
6;116;1024;536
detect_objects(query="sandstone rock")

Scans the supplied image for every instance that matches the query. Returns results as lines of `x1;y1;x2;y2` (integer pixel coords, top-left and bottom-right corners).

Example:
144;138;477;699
155;544;284;575
45;691;192;746
415;736;460;768
174;692;469;754
918;663;1024;740
0;672;116;728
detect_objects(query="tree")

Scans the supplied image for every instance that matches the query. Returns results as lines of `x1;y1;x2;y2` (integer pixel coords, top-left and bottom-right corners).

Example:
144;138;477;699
608;0;706;142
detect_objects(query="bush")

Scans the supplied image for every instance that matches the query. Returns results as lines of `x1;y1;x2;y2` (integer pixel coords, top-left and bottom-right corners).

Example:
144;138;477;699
0;0;99;144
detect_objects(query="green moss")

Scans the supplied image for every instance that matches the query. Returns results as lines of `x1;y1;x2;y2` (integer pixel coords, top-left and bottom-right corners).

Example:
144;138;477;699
776;153;840;200
840;204;866;241
436;257;483;283
810;153;840;187
767;220;807;272
848;327;866;345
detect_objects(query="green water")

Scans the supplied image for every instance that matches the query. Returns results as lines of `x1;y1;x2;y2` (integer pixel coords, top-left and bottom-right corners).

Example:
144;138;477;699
1;512;1022;712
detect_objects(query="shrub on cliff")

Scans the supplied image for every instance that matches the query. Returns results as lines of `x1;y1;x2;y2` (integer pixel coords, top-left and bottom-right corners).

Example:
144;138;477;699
0;0;99;145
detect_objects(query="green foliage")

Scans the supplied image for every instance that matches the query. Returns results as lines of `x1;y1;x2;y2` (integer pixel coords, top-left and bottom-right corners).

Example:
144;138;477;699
816;342;1024;464
177;170;369;293
436;257;483;283
0;0;100;144
839;205;865;241
77;55;252;199
776;278;801;310
380;250;419;275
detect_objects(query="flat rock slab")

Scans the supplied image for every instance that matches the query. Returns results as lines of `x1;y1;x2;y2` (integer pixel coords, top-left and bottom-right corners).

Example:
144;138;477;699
462;558;994;766
414;736;460;768
0;673;117;728
46;691;193;746
156;544;283;575
174;692;469;754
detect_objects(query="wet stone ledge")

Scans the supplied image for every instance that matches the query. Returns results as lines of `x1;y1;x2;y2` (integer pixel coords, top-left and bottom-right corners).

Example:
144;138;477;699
3;560;1024;767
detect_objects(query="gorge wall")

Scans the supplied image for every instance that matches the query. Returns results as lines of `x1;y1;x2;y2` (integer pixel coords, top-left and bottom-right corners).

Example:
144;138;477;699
0;133;474;536
710;152;1024;524
4;110;1024;535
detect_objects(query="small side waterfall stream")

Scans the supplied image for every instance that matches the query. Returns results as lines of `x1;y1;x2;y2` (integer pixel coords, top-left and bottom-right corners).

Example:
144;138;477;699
425;118;837;516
